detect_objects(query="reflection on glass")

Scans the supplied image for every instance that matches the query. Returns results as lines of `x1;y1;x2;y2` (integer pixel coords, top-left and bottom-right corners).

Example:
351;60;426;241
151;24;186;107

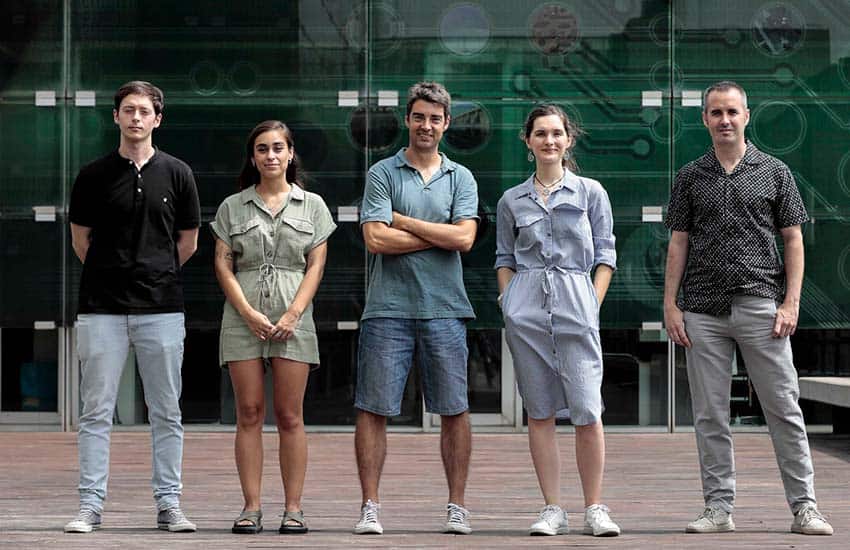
0;329;57;412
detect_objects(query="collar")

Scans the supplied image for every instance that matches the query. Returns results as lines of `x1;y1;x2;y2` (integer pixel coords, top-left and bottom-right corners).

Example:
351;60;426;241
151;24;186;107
239;183;304;207
697;140;768;171
392;148;457;173
115;146;159;168
512;169;580;199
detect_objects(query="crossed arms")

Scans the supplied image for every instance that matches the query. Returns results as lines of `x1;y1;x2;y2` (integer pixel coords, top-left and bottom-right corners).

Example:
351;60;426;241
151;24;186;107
362;213;477;255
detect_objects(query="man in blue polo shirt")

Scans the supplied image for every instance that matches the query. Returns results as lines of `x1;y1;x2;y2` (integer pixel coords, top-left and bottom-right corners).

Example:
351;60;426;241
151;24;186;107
353;81;479;535
64;81;200;534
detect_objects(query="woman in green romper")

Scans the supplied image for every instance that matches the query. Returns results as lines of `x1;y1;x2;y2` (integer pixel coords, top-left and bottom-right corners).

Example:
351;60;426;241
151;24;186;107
211;121;336;534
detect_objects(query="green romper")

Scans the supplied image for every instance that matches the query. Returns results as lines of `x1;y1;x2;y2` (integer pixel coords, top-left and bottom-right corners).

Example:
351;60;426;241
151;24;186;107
211;185;336;366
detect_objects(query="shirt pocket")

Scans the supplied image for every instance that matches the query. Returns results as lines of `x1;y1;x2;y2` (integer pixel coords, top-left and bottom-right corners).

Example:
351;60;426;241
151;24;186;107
229;217;263;264
552;202;590;243
280;216;316;257
514;212;547;256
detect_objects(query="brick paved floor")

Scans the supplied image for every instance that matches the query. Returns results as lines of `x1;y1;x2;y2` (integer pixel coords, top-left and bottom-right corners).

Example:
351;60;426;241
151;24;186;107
0;432;847;548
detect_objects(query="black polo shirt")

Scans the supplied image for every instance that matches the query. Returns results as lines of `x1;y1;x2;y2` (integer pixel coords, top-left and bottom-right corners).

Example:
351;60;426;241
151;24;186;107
665;141;809;316
69;148;200;314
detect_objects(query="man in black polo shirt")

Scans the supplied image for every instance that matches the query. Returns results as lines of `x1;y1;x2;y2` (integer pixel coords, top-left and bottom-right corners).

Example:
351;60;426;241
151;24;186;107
64;81;200;534
664;81;832;536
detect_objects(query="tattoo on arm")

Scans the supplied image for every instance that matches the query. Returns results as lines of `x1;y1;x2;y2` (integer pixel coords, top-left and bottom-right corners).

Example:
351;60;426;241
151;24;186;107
215;248;234;261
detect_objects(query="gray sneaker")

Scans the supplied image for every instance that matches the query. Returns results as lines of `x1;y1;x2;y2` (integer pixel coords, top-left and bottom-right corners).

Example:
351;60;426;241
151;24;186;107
445;503;471;534
64;508;101;533
157;507;197;532
686;505;735;533
791;504;833;535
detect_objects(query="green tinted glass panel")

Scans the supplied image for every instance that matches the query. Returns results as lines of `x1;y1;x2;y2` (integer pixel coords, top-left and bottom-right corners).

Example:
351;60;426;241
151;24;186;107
0;103;64;207
799;219;850;328
0;0;63;97
0;218;64;326
70;1;366;99
369;0;669;99
675;1;850;98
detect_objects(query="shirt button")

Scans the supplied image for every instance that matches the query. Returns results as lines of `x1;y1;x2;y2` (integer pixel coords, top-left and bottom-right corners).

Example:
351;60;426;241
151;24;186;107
267;251;273;258
137;188;142;193
270;231;275;237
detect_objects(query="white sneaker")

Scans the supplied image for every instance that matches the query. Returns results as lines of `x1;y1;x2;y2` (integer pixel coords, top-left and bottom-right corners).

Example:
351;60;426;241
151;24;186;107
791;504;833;535
64;508;101;533
354;500;383;535
686;505;735;533
584;504;620;536
445;503;471;534
157;507;196;532
529;504;569;535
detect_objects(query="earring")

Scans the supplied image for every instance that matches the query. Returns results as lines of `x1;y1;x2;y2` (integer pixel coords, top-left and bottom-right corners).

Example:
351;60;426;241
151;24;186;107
563;150;571;162
251;159;256;167
527;150;534;162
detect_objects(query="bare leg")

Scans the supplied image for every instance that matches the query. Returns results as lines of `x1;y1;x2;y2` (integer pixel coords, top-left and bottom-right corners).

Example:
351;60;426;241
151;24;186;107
355;410;387;504
441;411;471;505
229;359;266;520
575;422;605;506
528;417;561;505
271;358;310;514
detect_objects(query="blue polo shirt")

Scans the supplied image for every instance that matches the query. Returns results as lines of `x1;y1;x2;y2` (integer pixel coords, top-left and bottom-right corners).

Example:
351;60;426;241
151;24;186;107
360;148;478;320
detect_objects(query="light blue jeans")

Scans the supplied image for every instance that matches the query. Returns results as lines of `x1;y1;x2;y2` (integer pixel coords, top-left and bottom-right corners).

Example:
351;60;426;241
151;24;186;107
76;313;186;513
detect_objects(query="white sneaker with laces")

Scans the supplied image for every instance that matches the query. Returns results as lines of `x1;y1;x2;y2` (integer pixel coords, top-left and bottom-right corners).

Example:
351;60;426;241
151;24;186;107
529;504;569;536
686;505;734;533
157;507;196;532
64;508;102;533
791;504;833;535
354;499;383;535
584;504;620;537
445;503;471;534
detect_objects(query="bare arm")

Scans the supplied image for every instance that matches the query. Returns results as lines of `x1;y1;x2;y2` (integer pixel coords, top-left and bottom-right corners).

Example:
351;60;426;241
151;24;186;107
362;221;433;255
593;264;614;305
213;238;275;341
272;241;328;340
70;223;92;263
663;230;691;348
391;213;477;252
176;228;199;266
775;224;804;338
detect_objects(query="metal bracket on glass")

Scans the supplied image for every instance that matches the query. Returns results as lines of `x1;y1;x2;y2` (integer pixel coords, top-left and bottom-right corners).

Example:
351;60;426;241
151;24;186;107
377;90;398;107
34;321;56;330
75;91;96;107
337;206;359;222
640;321;667;342
33;206;56;222
641;90;662;107
681;90;702;107
337;321;358;330
35;90;56;107
338;90;359;107
641;206;663;222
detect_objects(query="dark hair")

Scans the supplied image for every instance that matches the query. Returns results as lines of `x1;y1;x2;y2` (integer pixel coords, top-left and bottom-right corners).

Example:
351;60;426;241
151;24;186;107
237;120;302;190
406;81;451;119
113;81;164;115
521;103;584;172
702;80;748;113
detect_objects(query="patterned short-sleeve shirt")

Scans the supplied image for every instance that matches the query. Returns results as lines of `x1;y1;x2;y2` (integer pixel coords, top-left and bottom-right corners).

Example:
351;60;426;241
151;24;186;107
665;141;808;316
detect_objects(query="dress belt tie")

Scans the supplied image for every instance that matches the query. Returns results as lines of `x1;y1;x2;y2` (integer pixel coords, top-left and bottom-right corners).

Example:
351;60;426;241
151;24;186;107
258;263;276;312
517;266;589;310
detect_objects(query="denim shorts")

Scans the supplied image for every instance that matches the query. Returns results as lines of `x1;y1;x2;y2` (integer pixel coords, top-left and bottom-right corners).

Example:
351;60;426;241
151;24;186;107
355;317;469;416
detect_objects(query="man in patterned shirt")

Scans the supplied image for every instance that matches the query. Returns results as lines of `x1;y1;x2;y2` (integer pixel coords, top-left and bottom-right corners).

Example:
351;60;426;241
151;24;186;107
663;81;833;536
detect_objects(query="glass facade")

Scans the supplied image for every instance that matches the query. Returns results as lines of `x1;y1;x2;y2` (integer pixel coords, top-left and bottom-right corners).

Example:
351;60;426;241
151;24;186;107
1;1;848;429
